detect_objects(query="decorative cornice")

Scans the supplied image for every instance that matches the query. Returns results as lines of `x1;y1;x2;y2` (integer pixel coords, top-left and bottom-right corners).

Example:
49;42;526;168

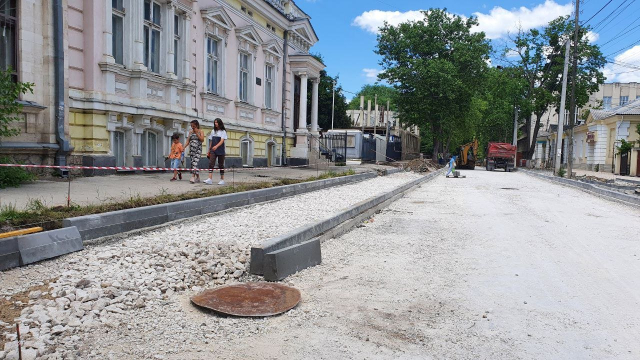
98;62;196;91
235;101;260;112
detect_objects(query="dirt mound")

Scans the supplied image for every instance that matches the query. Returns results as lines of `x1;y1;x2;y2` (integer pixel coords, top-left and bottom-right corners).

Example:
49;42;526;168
403;158;442;173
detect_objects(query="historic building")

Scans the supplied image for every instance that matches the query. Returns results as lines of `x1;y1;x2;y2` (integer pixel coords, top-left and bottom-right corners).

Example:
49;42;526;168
1;0;324;173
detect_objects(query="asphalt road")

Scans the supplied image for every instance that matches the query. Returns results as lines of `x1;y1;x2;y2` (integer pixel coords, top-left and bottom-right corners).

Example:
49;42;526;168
200;168;640;360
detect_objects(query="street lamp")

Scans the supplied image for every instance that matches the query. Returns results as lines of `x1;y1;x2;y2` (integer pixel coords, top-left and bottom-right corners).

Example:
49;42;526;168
331;80;336;130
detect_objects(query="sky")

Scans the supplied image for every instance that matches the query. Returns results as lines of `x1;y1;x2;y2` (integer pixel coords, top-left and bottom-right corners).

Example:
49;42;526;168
298;0;640;101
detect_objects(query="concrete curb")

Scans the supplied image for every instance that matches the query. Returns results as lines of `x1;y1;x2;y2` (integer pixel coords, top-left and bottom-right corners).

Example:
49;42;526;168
64;172;378;241
0;227;83;271
252;168;445;280
521;169;640;207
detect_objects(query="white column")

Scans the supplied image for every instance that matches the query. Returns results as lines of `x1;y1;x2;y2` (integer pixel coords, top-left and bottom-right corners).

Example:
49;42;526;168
166;4;176;78
102;1;114;63
183;14;192;83
298;73;308;132
310;79;319;133
131;0;146;70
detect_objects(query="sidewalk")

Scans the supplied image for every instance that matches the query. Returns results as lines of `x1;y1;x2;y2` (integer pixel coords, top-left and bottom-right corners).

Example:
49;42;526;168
0;163;396;211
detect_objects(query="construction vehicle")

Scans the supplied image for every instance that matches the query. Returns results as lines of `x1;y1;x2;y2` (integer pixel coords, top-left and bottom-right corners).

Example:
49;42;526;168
486;142;516;172
456;139;478;170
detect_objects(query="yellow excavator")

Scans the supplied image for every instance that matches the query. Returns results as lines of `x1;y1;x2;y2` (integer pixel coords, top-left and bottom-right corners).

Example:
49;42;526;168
456;139;478;170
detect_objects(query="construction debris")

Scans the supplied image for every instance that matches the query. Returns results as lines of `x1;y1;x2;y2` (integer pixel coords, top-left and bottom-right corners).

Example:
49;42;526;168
403;158;442;173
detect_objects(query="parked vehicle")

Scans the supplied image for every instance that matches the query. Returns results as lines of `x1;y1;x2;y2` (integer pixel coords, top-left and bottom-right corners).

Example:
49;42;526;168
486;142;516;172
456;139;478;170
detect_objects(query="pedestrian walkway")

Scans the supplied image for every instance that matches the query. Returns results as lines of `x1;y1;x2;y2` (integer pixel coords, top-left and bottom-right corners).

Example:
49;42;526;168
572;169;640;184
0;163;396;211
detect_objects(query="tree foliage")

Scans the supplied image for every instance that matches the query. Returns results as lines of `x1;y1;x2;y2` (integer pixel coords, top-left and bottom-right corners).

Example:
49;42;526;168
308;54;351;130
347;84;398;110
0;68;34;139
505;16;605;159
375;8;491;160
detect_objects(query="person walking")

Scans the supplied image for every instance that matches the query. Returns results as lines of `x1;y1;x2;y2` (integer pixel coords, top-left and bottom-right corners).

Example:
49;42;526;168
169;133;184;181
186;120;205;183
204;118;227;185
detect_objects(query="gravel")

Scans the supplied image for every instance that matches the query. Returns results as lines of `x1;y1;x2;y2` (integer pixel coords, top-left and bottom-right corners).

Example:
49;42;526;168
0;171;422;359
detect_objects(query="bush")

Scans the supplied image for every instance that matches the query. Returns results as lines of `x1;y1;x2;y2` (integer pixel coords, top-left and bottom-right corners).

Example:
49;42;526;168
0;157;36;188
557;167;566;178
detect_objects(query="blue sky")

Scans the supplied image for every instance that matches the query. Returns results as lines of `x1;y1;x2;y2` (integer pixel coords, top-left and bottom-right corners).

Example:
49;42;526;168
299;0;640;101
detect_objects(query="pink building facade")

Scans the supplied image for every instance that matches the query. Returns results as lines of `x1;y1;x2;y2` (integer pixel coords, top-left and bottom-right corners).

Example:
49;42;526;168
2;0;324;173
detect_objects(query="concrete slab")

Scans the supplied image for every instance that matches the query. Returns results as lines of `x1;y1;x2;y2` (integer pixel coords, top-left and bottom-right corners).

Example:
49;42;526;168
0;238;20;271
263;239;322;281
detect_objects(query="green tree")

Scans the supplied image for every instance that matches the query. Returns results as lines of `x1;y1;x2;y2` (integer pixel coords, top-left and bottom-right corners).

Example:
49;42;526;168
506;16;605;159
375;8;491;160
308;54;351;130
347;84;398;110
0;68;34;139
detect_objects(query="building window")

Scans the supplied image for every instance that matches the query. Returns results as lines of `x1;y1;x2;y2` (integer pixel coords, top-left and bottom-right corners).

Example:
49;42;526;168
240;138;254;166
267;24;276;33
173;14;180;76
239;53;250;102
620;96;629;106
603;96;612;110
113;130;126;167
112;0;125;65
265;64;275;109
206;37;220;94
0;0;17;82
143;0;162;73
241;6;253;17
141;130;158;166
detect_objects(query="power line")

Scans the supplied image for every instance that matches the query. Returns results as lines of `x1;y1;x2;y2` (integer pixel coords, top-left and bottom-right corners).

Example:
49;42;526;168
599;21;640;49
582;0;614;25
594;0;636;33
604;38;640;58
592;0;631;31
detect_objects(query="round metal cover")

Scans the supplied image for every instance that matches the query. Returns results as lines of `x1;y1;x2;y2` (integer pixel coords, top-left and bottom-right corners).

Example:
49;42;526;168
190;282;301;317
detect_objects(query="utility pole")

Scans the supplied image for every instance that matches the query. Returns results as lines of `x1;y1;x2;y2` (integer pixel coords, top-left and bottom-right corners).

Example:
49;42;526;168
555;39;571;175
513;104;518;168
331;79;336;130
567;0;580;178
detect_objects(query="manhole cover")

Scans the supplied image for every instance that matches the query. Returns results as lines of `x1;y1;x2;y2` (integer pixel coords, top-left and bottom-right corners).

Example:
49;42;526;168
191;282;301;317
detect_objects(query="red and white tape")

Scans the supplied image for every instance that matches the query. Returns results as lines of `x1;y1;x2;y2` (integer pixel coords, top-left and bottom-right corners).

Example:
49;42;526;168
0;163;309;172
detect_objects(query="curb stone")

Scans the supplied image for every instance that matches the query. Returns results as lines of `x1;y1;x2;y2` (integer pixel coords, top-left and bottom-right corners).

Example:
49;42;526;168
252;168;445;280
521;169;640;207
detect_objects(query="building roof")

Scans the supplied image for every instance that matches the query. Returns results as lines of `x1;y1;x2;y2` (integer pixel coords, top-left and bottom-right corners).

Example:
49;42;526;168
590;98;640;121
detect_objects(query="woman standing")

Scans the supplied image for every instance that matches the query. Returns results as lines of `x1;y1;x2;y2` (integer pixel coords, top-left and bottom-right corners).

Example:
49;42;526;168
185;120;205;183
204;118;227;185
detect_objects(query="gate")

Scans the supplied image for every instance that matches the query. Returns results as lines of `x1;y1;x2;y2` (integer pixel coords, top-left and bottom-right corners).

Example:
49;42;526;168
361;134;376;162
317;133;347;163
620;151;630;176
386;137;402;161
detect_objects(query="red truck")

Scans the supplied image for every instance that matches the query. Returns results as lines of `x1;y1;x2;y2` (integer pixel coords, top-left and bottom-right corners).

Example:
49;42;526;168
486;142;516;172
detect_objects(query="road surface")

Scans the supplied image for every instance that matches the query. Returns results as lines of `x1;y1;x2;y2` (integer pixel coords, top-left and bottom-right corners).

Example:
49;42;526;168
199;168;640;360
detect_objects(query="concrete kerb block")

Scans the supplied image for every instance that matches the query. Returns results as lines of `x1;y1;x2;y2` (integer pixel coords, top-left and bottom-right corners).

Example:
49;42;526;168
521;169;640;207
0;238;20;271
18;227;83;266
250;169;445;276
64;171;379;242
263;239;321;281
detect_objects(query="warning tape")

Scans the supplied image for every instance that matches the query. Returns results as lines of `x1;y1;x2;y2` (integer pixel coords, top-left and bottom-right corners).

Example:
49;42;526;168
0;163;309;172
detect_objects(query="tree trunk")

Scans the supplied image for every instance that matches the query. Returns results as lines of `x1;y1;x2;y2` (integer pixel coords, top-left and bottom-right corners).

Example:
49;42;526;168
525;113;543;160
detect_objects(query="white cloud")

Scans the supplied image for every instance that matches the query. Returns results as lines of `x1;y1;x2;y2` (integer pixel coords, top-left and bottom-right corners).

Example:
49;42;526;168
352;10;425;34
352;0;573;39
473;0;572;39
586;31;599;43
604;46;640;83
362;68;382;83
